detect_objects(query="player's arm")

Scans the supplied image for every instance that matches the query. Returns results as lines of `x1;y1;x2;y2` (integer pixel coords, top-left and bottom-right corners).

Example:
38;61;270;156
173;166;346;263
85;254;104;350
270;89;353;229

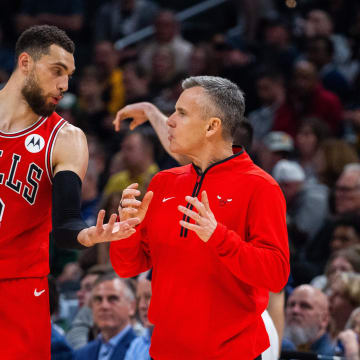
51;124;139;249
113;102;190;165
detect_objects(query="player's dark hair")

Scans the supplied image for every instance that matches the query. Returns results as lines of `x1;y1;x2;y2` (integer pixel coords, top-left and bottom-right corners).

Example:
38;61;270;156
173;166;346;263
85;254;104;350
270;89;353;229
15;25;74;65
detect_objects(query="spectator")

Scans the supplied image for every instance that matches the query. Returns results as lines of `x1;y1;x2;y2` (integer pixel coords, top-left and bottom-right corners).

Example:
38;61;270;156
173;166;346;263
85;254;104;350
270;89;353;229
306;35;350;101
66;264;114;350
273;60;343;137
138;10;193;75
74;273;137;360
273;159;329;246
124;273;152;360
148;45;178;98
93;41;125;115
188;43;218;77
311;244;360;291
304;9;351;69
49;275;75;360
257;131;294;174
335;163;360;216
95;0;158;42
248;70;286;145
257;18;298;78
328;272;360;339
330;215;360;253
103;128;159;198
283;284;335;356
15;0;84;35
295;117;330;181
314;138;359;189
122;62;151;104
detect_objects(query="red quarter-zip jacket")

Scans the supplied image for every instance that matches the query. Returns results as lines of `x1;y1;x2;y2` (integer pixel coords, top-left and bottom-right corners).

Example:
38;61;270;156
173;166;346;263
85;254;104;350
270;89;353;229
110;150;290;360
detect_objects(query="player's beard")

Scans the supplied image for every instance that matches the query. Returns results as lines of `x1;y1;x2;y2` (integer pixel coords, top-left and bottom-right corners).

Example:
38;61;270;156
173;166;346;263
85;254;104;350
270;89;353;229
284;323;321;346
21;70;56;117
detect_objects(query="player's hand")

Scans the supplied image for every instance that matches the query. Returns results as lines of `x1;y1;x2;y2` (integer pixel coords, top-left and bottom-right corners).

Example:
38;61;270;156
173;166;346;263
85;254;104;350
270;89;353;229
113;102;152;132
78;210;140;247
119;183;153;223
178;191;217;242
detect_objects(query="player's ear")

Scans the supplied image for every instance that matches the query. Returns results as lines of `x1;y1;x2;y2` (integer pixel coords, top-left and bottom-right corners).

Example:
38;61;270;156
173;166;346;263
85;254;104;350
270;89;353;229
17;52;33;74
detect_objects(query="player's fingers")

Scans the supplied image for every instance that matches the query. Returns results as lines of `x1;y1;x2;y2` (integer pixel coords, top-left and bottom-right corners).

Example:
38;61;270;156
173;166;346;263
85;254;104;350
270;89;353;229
106;213;117;235
96;209;106;230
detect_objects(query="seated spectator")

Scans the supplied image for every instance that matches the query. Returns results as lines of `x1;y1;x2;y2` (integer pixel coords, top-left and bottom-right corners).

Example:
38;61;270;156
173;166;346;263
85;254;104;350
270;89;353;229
273;159;329;248
330;215;360;253
138;10;193;75
74;273;137;360
314;138;359;189
306;35;350;101
95;0;158;42
93;41;125;115
148;45;178;98
188;43;218;77
328;272;360;339
335;163;360;216
248;70;286;145
256;131;294;174
49;275;75;360
273;60;343;137
311;244;360;291
283;284;336;356
15;0;84;35
103;128;159;198
122;62;151;105
67;264;114;349
273;160;329;285
304;9;351;70
256;18;298;79
295;117;330;181
124;273;152;360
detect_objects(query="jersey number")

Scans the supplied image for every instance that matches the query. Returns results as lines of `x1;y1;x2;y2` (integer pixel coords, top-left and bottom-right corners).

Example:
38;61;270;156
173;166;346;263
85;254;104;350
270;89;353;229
0;198;4;222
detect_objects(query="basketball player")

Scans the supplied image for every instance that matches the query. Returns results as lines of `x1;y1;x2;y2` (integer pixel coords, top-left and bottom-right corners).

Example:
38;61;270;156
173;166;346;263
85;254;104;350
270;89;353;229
0;25;140;359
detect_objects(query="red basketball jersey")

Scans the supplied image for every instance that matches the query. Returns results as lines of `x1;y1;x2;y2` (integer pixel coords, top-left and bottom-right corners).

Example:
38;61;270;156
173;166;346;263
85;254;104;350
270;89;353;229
0;112;67;279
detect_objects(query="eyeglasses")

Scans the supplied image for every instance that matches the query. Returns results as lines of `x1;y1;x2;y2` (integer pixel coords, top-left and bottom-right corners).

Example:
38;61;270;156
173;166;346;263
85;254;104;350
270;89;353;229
335;185;360;193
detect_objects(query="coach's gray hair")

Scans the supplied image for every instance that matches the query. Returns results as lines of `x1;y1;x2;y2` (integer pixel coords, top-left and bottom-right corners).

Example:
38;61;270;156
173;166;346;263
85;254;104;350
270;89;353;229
182;76;245;140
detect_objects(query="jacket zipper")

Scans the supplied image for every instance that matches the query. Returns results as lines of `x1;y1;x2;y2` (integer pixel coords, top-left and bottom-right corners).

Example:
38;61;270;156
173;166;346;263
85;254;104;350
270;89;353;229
179;148;245;238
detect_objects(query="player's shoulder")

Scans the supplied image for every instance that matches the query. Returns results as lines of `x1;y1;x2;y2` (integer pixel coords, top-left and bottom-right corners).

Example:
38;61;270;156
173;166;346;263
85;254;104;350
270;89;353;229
57;121;86;143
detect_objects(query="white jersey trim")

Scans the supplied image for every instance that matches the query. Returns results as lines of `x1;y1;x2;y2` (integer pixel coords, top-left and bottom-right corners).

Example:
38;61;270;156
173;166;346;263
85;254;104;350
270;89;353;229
45;119;67;184
0;117;47;138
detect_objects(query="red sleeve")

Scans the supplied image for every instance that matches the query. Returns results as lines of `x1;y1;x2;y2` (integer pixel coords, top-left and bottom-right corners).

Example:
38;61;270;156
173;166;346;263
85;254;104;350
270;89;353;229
206;182;290;292
110;223;152;278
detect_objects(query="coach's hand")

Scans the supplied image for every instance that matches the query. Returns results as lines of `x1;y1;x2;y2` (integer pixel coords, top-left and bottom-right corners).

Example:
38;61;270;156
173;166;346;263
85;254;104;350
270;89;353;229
119;183;153;223
78;210;140;247
178;191;217;242
113;102;152;131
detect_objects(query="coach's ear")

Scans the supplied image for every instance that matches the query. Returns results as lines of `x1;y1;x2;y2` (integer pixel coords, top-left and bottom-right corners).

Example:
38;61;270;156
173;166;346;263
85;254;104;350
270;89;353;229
205;117;222;138
18;52;34;74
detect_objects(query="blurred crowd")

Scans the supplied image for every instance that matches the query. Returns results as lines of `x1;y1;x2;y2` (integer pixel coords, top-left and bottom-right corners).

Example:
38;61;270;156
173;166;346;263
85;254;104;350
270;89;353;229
1;0;360;359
